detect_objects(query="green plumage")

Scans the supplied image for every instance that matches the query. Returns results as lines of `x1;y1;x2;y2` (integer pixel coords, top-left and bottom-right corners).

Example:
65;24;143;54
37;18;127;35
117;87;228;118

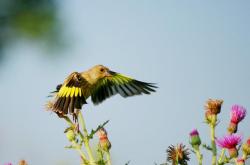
91;72;157;104
48;65;157;116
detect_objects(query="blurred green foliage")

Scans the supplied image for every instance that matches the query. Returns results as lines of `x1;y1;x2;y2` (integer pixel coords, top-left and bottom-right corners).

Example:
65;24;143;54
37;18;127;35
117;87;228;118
0;0;61;60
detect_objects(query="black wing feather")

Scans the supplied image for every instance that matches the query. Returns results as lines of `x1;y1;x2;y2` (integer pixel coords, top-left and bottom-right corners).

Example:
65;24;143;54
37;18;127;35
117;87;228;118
91;72;157;105
51;72;87;115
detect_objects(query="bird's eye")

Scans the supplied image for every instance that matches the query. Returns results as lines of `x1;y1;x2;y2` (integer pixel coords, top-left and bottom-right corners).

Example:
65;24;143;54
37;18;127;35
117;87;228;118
100;68;104;72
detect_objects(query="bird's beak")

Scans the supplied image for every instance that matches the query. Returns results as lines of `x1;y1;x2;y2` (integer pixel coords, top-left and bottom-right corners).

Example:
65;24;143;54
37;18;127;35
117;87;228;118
105;70;116;77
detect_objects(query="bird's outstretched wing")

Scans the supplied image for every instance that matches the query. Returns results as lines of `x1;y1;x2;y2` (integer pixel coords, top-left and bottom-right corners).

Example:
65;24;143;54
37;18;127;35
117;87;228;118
91;71;157;105
52;72;87;115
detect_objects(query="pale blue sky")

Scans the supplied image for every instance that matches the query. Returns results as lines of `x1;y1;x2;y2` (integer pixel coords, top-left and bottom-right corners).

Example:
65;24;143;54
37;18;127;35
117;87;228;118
0;1;250;164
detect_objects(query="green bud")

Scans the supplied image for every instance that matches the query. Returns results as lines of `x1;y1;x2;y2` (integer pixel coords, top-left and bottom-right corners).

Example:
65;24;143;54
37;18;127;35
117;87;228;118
189;129;201;148
66;129;75;142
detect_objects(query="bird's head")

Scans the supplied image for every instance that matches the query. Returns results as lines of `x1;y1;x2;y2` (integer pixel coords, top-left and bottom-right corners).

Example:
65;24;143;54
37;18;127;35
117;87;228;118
87;65;114;83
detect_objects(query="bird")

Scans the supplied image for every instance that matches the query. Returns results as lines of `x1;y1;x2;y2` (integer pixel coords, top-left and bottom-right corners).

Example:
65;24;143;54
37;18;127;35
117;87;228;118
47;65;157;117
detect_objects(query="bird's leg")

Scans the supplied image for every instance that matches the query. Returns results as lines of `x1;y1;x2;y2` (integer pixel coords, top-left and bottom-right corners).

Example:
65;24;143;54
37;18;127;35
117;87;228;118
73;109;79;123
70;109;79;133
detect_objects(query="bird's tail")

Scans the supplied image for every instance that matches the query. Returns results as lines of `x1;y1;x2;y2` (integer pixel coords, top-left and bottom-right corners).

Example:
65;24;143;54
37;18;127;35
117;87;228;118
47;95;87;117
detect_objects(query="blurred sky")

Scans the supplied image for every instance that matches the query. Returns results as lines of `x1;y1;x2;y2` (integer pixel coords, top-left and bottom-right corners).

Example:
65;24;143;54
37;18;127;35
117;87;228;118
1;1;250;164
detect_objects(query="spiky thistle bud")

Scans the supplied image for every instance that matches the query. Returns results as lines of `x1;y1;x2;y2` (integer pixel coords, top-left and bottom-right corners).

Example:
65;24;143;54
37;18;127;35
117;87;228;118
65;128;76;142
189;129;201;148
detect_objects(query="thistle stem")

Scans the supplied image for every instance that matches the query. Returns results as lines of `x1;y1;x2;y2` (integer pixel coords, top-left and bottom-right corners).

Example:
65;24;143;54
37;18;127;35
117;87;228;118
64;116;89;162
78;111;88;136
78;111;96;165
210;116;217;165
64;116;85;141
218;149;225;164
194;147;203;165
71;140;89;163
106;151;112;165
211;125;217;165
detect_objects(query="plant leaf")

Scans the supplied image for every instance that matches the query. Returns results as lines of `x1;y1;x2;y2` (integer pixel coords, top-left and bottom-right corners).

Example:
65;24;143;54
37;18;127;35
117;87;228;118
88;120;109;139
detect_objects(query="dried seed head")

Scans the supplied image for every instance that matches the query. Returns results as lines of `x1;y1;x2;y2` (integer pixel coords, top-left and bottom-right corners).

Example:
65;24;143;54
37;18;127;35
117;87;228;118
167;144;190;165
204;99;223;115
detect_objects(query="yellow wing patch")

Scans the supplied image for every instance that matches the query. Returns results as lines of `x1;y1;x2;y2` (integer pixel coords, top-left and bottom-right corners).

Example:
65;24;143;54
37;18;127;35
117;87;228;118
70;87;75;97
74;88;79;97
58;85;82;97
58;85;66;97
79;88;82;97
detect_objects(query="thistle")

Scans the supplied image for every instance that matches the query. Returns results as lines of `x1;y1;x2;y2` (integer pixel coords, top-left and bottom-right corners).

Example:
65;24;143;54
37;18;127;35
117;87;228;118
216;134;242;158
228;105;246;134
189;129;202;165
204;99;223;165
204;99;223;124
189;129;201;148
167;144;190;165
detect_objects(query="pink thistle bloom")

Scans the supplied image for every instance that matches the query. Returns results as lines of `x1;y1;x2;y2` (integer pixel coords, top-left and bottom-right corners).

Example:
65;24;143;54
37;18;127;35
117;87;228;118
228;105;247;133
4;163;12;165
189;129;199;136
216;134;242;149
216;134;242;158
230;105;246;124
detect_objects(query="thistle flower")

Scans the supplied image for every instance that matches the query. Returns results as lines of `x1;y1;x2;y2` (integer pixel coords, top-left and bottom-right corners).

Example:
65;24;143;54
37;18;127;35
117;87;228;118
167;144;190;165
204;99;223;124
97;128;111;152
228;105;246;134
4;163;12;165
205;99;223;115
242;137;250;157
230;105;247;123
216;134;242;158
189;129;201;148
